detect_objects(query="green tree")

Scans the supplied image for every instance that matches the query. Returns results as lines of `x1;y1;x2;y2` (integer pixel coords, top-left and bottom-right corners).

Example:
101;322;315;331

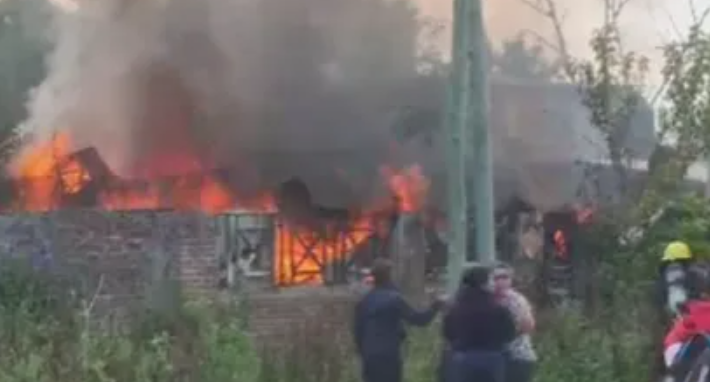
492;35;559;81
574;19;649;205
648;16;710;193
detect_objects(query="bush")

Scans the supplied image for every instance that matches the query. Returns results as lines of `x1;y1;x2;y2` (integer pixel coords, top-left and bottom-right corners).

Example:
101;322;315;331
535;307;652;382
0;258;261;382
0;209;686;382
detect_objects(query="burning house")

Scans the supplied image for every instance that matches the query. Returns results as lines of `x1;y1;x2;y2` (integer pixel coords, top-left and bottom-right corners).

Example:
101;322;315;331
0;0;661;338
0;0;452;341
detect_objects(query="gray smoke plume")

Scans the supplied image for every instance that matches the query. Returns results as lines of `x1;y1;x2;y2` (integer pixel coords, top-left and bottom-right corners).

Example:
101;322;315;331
18;0;427;205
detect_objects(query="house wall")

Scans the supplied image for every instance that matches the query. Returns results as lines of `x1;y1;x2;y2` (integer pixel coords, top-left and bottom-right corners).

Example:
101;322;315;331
0;210;219;319
0;210;369;342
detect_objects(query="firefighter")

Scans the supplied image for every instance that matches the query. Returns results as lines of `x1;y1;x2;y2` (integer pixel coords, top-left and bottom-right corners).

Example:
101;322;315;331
654;241;697;380
659;241;696;319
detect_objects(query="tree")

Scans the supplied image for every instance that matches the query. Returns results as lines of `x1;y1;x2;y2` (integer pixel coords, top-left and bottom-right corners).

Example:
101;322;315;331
575;20;649;204
650;9;710;191
518;0;654;209
491;35;560;81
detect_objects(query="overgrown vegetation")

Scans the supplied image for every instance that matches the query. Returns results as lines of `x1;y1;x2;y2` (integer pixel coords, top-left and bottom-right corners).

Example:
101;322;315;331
0;217;694;382
4;1;710;382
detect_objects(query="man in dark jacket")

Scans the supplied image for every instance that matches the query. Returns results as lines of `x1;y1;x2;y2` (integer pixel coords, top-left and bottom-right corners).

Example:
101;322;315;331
353;258;444;382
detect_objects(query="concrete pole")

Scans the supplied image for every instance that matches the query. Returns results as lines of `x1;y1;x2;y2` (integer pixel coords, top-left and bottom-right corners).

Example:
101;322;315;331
468;0;496;265
445;0;470;294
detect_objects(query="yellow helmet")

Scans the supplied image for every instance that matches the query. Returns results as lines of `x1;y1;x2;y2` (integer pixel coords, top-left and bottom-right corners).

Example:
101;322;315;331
662;241;693;262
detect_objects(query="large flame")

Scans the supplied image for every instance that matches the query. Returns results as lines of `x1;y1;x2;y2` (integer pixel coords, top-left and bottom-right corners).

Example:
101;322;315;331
552;229;568;259
381;165;430;212
9;133;430;287
10;132;245;213
274;216;373;286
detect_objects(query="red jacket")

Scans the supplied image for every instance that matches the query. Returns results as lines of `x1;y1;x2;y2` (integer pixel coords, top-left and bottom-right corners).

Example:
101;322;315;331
665;300;710;349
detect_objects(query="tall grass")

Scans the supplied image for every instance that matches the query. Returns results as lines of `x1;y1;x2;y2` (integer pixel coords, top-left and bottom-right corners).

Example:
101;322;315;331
0;258;652;382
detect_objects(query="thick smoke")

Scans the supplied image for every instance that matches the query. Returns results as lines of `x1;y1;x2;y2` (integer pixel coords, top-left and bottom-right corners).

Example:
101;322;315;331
20;0;425;204
21;0;682;211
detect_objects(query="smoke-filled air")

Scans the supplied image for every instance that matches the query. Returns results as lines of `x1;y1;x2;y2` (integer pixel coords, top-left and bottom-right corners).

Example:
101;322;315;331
7;0;700;213
14;0;432;210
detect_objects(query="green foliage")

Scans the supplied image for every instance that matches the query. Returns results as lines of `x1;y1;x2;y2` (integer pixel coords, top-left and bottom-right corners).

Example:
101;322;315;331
659;24;710;164
576;24;649;144
637;196;710;258
0;247;678;382
639;20;710;206
550;196;710;382
492;35;560;81
0;260;262;382
573;19;649;204
535;308;653;382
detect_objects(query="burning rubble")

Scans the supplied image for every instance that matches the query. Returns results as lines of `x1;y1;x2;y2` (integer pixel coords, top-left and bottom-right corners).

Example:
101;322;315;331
2;127;431;287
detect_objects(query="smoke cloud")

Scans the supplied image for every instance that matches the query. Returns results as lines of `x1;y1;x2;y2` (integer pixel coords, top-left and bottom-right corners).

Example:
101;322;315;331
20;0;690;209
19;0;428;204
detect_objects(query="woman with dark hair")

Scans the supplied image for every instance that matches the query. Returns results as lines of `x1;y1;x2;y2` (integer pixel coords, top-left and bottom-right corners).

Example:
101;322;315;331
443;266;518;382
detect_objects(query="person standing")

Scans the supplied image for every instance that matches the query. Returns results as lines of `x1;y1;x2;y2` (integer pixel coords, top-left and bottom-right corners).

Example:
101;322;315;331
659;241;696;319
492;263;537;382
443;265;518;382
353;258;444;382
654;241;697;378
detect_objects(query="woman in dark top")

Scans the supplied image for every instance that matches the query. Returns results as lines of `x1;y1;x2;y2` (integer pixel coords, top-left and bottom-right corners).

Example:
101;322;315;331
443;266;518;382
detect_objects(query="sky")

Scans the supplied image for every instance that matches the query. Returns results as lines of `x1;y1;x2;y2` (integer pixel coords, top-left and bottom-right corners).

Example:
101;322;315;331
46;0;705;68
413;0;707;81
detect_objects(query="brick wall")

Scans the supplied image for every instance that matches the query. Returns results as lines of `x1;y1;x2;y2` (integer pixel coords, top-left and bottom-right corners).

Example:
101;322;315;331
246;287;357;344
0;210;416;348
0;210;220;317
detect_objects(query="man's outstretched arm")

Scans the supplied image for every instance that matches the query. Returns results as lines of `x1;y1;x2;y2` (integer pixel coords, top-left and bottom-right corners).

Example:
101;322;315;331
397;295;442;326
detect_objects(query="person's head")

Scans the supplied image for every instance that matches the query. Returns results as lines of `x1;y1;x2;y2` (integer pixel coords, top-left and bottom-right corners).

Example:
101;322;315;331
461;265;492;292
371;258;394;287
492;262;514;293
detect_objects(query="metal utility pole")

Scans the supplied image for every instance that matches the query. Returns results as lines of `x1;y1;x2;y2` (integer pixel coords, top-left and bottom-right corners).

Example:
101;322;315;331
468;0;496;264
445;0;470;294
445;0;495;292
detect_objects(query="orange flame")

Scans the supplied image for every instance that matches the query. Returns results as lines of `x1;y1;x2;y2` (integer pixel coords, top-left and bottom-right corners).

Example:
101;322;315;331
9;133;257;213
381;165;429;212
274;216;373;286
11;133;85;211
9;133;429;287
553;229;568;259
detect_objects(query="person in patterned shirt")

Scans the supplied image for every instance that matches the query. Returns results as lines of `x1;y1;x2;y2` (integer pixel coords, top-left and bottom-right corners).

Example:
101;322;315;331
492;263;537;382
